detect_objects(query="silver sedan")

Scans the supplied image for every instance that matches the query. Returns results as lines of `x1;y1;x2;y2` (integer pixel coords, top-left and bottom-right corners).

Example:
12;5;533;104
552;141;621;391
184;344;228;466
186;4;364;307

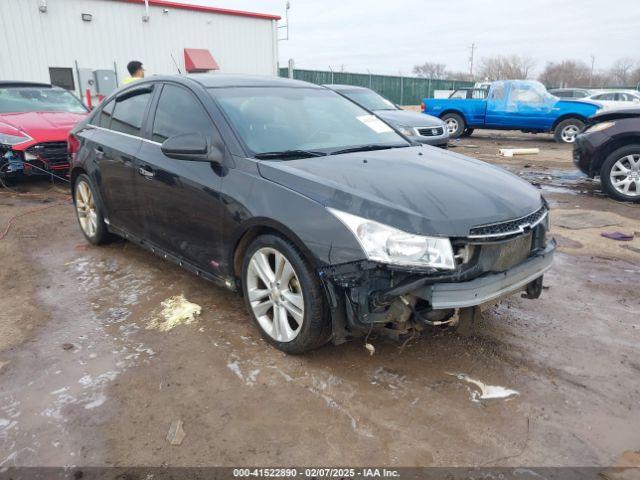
325;84;449;147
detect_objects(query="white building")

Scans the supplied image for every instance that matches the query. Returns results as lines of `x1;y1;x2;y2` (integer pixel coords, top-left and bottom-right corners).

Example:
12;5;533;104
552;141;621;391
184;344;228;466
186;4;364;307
0;0;280;96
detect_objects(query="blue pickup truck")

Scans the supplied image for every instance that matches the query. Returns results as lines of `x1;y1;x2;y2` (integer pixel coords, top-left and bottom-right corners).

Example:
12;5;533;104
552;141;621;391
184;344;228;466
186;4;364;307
422;80;601;143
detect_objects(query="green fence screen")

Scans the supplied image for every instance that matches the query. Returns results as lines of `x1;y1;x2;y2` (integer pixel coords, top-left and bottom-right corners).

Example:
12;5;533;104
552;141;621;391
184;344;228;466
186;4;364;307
278;68;474;105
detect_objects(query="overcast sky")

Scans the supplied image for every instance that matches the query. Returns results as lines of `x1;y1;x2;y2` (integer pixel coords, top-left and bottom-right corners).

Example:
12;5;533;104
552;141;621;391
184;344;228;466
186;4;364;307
188;0;639;76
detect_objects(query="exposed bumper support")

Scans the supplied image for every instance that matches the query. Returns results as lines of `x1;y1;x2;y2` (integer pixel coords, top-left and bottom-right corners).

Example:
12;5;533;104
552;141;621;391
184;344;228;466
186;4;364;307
422;240;555;309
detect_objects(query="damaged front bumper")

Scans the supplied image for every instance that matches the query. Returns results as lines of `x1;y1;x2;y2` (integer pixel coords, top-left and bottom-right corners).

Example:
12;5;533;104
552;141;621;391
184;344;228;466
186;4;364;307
418;240;554;309
319;236;556;343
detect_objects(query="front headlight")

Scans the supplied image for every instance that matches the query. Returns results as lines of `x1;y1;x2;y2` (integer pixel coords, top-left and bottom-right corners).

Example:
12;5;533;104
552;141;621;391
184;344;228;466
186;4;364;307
397;126;416;137
328;208;455;269
585;121;615;133
0;132;31;146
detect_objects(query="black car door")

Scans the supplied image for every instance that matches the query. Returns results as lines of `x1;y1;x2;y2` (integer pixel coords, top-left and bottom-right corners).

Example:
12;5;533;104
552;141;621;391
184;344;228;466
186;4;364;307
92;87;153;237
136;82;226;274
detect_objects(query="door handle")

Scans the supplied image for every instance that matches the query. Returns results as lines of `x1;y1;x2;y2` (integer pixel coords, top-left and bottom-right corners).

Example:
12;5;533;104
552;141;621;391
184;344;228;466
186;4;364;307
138;166;155;179
94;147;104;159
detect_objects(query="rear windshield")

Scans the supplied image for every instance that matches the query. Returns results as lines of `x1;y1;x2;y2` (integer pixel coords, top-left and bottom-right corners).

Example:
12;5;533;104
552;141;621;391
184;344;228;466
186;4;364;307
0;87;87;114
340;89;397;111
210;86;407;155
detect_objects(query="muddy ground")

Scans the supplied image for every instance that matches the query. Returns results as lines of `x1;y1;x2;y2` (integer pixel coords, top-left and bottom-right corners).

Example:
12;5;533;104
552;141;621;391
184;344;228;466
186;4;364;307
0;131;639;468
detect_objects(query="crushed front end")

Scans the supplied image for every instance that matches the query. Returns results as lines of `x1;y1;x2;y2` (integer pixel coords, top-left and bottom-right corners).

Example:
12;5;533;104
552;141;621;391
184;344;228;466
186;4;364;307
0;141;70;178
320;205;555;344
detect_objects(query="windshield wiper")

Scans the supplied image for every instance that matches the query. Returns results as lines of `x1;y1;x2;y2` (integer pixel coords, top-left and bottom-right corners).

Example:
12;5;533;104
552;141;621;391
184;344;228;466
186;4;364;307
329;144;406;156
253;149;327;160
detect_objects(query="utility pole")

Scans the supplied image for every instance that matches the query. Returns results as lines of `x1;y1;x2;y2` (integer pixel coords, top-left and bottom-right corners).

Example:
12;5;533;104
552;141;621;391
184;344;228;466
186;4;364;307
469;42;476;78
589;55;595;87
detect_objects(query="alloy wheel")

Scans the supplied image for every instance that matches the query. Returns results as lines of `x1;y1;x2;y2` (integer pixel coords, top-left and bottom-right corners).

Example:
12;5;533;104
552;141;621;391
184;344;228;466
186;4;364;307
561;124;580;143
246;247;304;342
610;154;640;197
445;118;458;134
75;180;98;238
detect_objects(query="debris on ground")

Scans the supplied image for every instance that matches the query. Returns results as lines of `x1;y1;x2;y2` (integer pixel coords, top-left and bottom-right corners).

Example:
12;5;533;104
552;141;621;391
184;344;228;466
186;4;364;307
62;343;74;351
601;231;635;241
500;148;540;157
146;295;202;332
365;343;376;356
166;419;186;446
449;373;519;402
553;210;620;230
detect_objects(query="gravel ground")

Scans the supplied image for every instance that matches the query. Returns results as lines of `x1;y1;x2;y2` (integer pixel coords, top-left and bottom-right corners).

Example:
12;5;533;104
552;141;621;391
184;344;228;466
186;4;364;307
0;130;639;469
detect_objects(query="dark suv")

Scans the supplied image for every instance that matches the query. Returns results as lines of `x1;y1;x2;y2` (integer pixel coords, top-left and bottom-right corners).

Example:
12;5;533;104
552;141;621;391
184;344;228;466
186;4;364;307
69;74;555;353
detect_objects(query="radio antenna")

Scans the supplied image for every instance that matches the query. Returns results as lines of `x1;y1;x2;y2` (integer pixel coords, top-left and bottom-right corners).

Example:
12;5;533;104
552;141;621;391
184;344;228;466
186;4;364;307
171;54;182;74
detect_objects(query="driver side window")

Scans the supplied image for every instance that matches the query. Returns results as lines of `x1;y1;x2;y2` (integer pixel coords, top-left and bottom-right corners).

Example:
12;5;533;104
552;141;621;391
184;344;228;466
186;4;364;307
152;84;215;143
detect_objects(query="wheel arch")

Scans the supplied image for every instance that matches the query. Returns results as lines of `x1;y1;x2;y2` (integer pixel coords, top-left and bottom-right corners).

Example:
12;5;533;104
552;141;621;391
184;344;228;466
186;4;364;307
230;218;322;280
596;138;640;175
69;166;87;196
439;109;467;124
551;114;588;131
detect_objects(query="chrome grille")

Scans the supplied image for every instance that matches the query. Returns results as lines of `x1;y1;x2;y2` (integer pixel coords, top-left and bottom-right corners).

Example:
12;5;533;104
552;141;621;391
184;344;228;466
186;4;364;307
468;206;548;239
417;126;444;136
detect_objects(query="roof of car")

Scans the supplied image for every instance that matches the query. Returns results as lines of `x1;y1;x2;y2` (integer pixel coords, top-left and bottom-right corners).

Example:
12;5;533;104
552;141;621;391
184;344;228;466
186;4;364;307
185;74;320;88
324;84;370;91
0;81;56;89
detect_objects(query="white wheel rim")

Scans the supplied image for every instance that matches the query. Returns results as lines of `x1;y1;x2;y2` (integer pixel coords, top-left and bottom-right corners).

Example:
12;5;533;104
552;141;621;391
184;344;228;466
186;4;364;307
445;118;458;134
246;247;304;342
75;180;98;238
561;124;580;143
610;154;640;197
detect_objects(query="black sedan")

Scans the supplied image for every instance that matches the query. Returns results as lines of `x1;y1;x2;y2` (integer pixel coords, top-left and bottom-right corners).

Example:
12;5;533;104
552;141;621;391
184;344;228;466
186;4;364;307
574;107;640;202
69;74;555;353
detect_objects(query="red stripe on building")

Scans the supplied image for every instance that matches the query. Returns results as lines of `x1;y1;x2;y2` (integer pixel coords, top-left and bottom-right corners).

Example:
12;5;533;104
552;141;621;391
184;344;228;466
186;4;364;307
111;0;281;20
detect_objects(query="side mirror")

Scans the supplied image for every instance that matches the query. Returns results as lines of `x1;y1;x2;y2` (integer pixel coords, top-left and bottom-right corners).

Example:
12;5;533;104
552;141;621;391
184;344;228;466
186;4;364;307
161;132;223;163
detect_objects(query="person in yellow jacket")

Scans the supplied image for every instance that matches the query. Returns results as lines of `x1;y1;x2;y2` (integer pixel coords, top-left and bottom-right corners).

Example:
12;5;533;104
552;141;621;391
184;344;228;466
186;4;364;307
123;61;144;85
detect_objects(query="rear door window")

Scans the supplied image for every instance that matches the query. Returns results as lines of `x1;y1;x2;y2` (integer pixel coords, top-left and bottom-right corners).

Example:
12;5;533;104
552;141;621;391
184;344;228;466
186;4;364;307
152;84;213;143
110;91;151;136
96;99;115;128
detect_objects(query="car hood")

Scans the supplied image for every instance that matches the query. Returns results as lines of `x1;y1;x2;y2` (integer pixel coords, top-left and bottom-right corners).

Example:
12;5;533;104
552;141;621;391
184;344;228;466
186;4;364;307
373;109;444;128
0;111;87;145
257;146;542;237
590;106;640;122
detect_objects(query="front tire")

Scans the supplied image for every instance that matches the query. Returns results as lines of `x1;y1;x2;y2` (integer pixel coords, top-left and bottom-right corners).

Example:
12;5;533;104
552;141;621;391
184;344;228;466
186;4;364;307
461;127;474;138
73;174;110;245
600;145;640;202
554;118;584;143
442;113;466;138
241;234;330;354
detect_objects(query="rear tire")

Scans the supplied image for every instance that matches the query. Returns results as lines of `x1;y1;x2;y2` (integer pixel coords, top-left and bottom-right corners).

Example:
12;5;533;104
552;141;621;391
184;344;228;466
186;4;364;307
241;234;330;354
73;174;110;245
442;113;466;139
600;145;640;202
554;118;584;143
461;127;474;138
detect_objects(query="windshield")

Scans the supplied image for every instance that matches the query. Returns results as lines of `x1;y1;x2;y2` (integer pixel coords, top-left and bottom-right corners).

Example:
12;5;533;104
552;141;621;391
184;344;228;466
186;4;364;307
340;89;397;111
211;87;408;156
0;87;87;114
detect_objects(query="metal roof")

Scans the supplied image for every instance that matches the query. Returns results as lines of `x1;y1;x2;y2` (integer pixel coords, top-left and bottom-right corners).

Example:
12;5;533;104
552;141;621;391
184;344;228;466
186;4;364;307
111;0;281;20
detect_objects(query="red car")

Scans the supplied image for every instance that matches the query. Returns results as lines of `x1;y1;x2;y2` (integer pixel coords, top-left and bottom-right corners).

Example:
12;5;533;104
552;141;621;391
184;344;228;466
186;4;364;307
0;81;88;178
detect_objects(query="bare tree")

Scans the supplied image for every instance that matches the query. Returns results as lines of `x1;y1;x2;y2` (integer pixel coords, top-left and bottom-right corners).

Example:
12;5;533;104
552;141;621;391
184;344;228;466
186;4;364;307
538;60;591;87
445;70;475;82
412;62;447;79
610;57;636;85
477;55;535;80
